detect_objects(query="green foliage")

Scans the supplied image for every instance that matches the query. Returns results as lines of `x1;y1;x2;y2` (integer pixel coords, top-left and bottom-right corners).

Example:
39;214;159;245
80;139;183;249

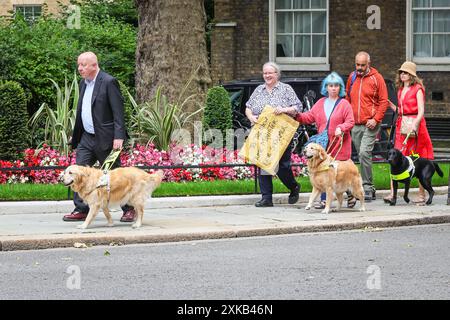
69;0;138;27
127;87;203;151
119;81;133;141
0;81;31;160
202;86;233;145
0;8;136;122
29;76;78;156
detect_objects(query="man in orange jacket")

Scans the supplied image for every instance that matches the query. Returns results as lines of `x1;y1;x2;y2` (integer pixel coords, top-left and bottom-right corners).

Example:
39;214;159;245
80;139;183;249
346;51;388;202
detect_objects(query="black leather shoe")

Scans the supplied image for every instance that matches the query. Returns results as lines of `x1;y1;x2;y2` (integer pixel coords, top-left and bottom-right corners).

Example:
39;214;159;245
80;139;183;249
255;199;274;207
288;185;300;204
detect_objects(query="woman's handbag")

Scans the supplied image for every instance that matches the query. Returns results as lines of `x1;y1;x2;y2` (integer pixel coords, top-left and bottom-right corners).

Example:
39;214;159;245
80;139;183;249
306;129;329;149
400;115;416;137
305;98;342;149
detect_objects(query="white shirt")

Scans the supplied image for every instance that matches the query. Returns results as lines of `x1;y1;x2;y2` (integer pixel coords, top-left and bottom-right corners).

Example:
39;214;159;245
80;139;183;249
81;72;98;134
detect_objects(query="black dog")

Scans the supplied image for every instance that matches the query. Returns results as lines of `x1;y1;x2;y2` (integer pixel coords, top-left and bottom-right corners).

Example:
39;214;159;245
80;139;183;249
386;148;443;206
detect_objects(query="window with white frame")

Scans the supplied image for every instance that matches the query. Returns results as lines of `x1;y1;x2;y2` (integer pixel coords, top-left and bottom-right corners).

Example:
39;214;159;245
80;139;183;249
411;0;450;63
271;0;328;68
14;5;42;22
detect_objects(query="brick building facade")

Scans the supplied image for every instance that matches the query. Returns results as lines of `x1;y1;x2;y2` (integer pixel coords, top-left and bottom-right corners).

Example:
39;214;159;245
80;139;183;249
0;0;69;18
211;0;450;118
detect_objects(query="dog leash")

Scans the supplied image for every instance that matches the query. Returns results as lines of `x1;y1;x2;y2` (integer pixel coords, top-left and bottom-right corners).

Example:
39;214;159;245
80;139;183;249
326;133;344;162
400;131;412;153
400;132;420;158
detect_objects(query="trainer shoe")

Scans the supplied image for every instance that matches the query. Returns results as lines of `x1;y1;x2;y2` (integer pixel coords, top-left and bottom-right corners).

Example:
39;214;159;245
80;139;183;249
364;190;375;202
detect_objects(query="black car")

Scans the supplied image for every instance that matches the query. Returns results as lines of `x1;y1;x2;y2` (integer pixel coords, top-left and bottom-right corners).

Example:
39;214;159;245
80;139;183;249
222;77;398;161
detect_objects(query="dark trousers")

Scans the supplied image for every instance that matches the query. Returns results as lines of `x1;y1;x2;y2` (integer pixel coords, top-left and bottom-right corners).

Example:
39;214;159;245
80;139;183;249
73;132;132;213
258;146;298;201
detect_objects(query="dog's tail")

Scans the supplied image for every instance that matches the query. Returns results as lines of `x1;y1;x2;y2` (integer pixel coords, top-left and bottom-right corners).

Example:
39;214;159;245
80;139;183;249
153;169;164;180
433;162;444;177
145;169;164;194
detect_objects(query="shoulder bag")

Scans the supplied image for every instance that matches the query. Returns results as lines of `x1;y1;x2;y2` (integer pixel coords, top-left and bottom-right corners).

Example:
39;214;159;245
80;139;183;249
305;98;342;149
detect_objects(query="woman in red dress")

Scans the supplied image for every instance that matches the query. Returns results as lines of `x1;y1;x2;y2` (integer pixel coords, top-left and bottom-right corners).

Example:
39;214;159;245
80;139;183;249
385;61;433;205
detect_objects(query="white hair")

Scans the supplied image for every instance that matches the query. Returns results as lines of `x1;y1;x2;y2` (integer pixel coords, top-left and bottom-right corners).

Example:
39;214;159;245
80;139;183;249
263;61;281;78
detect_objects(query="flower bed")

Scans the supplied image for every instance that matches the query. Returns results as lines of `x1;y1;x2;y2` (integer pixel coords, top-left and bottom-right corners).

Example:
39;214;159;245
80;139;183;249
0;144;307;184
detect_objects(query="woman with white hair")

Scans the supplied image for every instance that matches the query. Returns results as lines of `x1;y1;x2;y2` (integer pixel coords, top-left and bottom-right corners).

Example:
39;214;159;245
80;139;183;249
245;62;302;208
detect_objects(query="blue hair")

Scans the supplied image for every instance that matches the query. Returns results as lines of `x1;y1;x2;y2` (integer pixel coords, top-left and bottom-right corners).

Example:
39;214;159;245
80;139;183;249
320;72;346;97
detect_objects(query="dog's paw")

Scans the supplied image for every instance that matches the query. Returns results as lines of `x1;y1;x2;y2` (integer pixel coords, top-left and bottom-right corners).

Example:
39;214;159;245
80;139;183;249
359;206;366;212
331;208;338;212
389;201;396;206
106;223;114;227
321;209;330;214
404;197;410;203
76;224;87;229
305;206;311;210
131;223;142;229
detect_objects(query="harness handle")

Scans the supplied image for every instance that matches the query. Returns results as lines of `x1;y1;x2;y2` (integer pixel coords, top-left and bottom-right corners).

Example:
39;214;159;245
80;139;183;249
101;148;123;172
326;132;344;161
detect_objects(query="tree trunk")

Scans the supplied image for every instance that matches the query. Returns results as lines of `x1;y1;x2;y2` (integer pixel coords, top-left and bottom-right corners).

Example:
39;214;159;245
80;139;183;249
135;0;211;127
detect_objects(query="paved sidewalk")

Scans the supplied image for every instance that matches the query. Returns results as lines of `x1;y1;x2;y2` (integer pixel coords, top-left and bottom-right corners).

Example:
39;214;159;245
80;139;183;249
0;187;449;251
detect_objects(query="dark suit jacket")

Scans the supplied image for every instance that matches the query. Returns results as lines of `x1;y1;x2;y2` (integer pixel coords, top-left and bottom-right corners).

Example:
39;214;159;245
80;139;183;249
72;70;127;151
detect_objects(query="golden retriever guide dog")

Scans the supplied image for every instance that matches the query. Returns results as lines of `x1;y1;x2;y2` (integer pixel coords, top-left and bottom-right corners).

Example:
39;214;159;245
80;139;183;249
61;165;164;229
303;143;365;214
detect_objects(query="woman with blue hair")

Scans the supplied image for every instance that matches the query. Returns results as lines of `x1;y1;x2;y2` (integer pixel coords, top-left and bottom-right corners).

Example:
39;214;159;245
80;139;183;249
296;72;356;209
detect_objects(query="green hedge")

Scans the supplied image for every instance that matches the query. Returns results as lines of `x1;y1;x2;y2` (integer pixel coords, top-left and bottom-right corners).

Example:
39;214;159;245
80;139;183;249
0;81;31;160
202;86;233;146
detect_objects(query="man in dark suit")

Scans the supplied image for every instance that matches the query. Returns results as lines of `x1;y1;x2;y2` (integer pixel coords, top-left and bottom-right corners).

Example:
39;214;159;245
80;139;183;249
63;51;136;222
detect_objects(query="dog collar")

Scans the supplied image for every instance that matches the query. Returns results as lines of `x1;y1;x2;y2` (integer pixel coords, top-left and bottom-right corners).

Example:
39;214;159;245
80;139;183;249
390;156;415;181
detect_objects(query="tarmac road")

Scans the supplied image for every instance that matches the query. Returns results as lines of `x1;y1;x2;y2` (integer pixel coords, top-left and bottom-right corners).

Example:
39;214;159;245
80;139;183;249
0;188;449;251
0;223;449;300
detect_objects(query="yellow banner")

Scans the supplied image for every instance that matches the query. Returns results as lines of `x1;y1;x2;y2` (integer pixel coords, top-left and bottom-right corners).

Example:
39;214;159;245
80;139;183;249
238;106;299;175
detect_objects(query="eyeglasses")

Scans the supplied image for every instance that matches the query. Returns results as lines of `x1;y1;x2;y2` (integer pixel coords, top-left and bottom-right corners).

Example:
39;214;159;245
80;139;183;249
400;71;410;75
263;72;276;75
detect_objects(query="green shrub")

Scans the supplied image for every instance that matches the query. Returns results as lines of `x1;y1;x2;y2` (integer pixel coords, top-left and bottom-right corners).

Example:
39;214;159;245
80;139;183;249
202;86;233;146
0;81;31;160
0;10;136;123
68;0;138;27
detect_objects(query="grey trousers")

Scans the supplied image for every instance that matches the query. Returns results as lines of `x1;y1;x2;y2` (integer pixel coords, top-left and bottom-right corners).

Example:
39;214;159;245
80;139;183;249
351;124;380;193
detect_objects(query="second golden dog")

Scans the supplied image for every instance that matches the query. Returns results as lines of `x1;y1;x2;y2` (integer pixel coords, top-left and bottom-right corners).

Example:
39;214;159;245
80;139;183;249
303;143;365;214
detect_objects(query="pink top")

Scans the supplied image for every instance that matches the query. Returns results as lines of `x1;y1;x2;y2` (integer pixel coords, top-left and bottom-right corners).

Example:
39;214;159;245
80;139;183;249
296;97;355;160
